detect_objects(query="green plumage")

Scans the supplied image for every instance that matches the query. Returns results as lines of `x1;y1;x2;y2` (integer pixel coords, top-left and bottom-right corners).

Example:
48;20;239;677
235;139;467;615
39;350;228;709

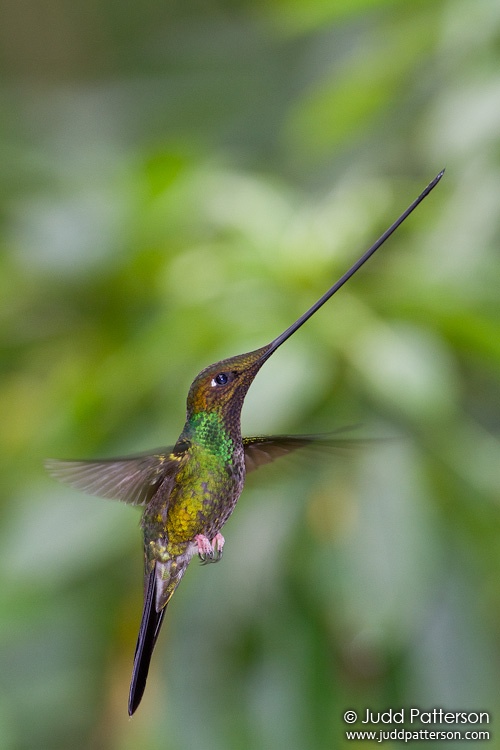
187;412;235;463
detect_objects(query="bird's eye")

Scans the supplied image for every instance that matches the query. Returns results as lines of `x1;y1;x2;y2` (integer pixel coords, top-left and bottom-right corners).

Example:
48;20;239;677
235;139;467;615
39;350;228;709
212;372;230;387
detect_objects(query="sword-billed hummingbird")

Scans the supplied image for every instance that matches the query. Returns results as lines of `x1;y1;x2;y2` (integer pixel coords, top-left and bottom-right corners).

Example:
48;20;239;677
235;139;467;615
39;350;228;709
46;170;443;714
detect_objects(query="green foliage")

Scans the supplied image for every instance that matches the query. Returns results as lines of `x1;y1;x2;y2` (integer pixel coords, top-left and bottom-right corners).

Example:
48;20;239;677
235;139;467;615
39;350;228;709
1;1;500;748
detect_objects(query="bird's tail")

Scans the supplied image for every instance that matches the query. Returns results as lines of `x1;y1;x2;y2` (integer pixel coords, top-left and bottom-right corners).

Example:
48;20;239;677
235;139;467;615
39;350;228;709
128;555;190;715
128;563;166;716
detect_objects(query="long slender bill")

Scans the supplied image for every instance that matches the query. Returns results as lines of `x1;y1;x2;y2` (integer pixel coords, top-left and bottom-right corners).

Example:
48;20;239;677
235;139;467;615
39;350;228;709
261;170;444;361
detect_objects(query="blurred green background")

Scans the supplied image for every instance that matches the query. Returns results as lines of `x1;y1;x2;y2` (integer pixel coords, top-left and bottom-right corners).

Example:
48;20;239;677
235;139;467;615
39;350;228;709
1;0;500;748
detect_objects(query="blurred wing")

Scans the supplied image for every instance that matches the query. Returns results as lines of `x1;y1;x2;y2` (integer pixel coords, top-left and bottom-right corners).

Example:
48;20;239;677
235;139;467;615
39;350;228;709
243;432;375;473
45;447;183;506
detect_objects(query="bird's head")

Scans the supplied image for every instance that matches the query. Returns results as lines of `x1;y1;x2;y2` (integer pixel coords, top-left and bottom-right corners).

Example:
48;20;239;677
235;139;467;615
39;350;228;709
186;344;272;417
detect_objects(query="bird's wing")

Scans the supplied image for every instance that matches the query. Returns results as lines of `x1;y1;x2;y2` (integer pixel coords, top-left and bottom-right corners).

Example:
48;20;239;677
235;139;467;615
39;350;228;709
45;445;186;506
243;432;371;473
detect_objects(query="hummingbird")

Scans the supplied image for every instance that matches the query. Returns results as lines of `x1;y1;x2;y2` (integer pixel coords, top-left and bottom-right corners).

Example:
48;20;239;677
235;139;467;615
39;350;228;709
46;170;443;715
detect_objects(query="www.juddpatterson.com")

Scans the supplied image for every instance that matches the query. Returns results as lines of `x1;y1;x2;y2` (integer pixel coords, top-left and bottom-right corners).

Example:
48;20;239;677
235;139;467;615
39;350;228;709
342;709;490;743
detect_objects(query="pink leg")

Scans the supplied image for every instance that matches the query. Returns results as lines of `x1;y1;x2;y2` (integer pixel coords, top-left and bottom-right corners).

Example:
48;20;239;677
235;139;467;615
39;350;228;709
212;533;225;557
195;534;213;558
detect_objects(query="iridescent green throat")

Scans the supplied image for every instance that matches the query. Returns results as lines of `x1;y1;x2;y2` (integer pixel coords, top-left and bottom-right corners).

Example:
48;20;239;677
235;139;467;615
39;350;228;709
187;412;235;464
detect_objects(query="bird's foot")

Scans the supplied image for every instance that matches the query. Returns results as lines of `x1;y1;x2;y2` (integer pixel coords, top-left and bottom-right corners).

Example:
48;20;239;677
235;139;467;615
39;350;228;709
195;534;213;563
196;532;225;565
211;532;225;561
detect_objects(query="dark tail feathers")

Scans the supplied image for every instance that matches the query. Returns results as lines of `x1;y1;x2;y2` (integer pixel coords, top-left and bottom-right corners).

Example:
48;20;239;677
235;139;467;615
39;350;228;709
128;564;166;715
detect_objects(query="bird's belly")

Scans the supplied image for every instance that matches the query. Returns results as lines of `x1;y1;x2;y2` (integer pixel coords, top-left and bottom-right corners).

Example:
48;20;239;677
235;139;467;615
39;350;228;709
166;456;244;549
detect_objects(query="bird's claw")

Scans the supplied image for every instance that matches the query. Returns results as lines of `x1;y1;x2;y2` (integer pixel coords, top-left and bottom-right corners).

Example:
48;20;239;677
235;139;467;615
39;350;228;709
211;532;225;563
196;533;225;565
195;534;213;563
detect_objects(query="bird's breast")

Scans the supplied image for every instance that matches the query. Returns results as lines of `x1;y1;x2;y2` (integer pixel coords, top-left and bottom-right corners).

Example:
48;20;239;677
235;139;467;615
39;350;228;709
164;442;245;550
